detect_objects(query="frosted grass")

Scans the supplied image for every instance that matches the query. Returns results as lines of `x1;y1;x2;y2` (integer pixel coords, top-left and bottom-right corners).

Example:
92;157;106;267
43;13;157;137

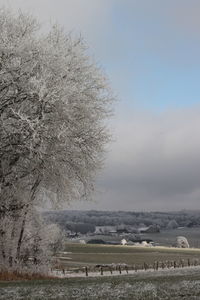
1;266;200;299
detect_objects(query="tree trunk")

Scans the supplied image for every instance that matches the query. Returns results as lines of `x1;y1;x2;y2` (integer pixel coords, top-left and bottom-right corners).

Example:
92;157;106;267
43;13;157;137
16;176;41;262
16;212;28;262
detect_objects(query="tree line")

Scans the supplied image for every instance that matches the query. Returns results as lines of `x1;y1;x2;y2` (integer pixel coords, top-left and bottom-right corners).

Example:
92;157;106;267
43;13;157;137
44;210;200;233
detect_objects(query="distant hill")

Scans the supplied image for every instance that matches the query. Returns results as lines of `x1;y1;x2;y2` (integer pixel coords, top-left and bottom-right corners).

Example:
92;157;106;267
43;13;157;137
43;210;200;234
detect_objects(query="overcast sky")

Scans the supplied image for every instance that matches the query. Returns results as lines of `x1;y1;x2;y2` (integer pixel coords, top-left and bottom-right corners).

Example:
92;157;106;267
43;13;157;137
2;0;200;211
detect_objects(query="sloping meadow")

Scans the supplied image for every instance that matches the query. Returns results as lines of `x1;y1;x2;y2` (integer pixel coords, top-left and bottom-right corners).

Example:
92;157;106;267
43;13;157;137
1;267;200;299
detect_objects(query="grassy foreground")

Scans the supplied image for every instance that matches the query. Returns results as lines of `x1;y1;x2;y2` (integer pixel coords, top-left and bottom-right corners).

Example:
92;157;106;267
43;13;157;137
1;267;200;299
2;245;200;299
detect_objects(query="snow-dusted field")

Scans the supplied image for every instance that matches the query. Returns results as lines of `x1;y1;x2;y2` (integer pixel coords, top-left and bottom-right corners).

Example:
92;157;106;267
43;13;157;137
1;266;200;299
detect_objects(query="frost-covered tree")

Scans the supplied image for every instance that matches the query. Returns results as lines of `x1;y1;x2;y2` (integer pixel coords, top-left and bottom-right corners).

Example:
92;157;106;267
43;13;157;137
167;220;179;229
176;236;190;248
0;8;113;271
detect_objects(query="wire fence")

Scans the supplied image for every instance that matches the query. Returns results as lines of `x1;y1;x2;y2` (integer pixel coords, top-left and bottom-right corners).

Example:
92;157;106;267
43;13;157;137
52;257;200;277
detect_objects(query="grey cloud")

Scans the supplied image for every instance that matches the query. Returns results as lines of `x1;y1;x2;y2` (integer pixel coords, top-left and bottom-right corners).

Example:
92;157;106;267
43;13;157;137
70;107;200;211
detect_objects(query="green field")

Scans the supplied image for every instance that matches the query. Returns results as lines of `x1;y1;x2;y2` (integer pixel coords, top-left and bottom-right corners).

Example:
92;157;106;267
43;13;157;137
58;243;200;271
67;227;200;248
1;267;200;299
2;244;200;299
142;227;200;248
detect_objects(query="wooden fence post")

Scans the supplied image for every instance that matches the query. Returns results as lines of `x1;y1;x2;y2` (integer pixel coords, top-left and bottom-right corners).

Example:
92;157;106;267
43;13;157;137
194;259;198;266
119;265;121;274
180;259;184;267
134;265;137;272
156;261;159;270
187;258;190;267
144;262;148;271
